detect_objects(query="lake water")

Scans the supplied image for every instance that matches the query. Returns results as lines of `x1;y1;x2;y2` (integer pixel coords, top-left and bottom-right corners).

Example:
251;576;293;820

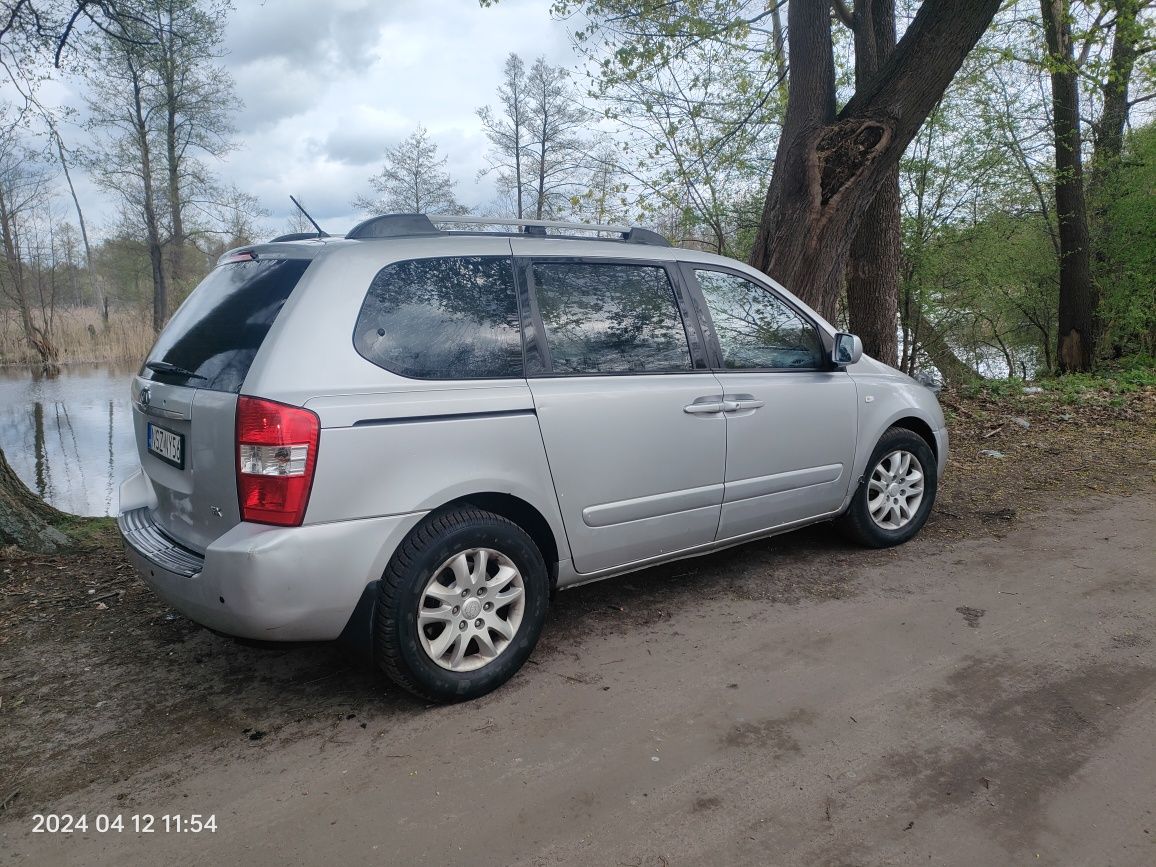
0;363;139;516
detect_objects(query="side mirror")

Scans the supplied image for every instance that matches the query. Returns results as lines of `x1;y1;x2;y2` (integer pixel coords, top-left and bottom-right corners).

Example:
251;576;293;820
832;332;863;367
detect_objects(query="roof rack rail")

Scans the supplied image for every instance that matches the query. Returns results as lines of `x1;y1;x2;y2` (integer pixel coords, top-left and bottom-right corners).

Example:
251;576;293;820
344;213;670;247
269;231;327;243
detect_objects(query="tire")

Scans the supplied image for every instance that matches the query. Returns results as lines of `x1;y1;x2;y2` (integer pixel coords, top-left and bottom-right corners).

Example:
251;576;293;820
374;506;549;702
836;426;938;548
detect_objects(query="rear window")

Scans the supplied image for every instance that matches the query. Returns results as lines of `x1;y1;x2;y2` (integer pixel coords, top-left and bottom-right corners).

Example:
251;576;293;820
143;258;310;393
354;256;523;379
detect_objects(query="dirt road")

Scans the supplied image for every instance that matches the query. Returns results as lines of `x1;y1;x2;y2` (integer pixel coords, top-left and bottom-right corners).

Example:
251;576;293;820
3;491;1153;866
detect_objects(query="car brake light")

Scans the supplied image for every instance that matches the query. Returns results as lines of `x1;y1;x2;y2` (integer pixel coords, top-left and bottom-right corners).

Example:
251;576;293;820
236;396;320;526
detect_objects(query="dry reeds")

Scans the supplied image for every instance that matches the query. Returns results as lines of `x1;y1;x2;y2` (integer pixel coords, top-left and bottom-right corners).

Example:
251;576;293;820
0;307;155;366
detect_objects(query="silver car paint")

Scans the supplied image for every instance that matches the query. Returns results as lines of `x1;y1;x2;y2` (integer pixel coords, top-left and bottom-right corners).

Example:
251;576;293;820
119;232;948;639
122;472;427;640
129;378;240;554
527;373;727;574
711;370;858;540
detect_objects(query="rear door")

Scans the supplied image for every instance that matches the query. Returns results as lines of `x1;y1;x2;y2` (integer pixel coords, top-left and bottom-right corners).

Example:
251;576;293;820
519;255;726;574
683;265;858;541
130;255;311;551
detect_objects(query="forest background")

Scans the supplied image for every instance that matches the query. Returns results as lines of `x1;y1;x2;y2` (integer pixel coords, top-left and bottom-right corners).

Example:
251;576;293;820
0;0;1152;385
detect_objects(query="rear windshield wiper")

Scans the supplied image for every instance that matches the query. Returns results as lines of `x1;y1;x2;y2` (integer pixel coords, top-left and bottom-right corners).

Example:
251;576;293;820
145;360;207;381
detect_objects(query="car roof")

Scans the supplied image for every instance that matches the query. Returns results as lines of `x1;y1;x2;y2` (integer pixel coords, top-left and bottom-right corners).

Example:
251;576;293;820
218;214;675;265
216;215;835;334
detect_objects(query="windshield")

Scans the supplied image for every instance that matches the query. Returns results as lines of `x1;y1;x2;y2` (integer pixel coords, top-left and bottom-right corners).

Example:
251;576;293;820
142;257;310;393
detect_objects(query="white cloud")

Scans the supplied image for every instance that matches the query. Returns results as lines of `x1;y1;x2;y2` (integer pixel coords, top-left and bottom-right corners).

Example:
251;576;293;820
40;0;583;238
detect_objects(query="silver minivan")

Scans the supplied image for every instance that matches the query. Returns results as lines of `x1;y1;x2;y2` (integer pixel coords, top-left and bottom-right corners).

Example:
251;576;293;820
119;214;948;701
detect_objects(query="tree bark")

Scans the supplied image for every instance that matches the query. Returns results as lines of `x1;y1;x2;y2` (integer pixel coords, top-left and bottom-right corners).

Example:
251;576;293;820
1088;0;1141;293
1091;0;1139;175
0;446;71;553
165;95;185;292
846;0;900;366
1041;0;1096;372
126;53;169;334
162;16;186;295
536;114;548;220
749;0;1000;323
771;2;789;107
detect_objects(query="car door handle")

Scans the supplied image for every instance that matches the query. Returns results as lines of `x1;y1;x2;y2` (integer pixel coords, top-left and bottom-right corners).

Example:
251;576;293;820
684;395;729;414
684;401;725;414
724;394;765;412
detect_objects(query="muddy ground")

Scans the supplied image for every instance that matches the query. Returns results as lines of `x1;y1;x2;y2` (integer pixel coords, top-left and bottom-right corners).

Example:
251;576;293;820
1;383;1154;865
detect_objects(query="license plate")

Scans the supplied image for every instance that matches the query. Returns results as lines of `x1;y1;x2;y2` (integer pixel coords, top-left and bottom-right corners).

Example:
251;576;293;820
147;423;184;469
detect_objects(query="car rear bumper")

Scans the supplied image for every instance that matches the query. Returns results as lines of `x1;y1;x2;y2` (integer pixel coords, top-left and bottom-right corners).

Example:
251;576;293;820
118;500;426;641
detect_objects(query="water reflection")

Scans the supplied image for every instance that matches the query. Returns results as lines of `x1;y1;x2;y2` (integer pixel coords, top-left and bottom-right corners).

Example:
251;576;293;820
0;363;138;516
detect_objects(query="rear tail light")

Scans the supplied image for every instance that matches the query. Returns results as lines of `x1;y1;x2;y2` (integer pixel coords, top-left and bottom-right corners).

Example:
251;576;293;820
236;396;320;526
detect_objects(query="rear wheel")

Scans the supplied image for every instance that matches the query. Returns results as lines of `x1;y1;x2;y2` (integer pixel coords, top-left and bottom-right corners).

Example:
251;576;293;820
837;427;937;548
374;506;549;702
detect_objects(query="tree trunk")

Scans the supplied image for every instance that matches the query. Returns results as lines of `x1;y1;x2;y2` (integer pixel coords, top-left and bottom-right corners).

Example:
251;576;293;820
1087;0;1140;300
145;145;167;335
514;77;524;220
536;124;547;220
0;184;58;369
52;129;103;316
128;55;169;334
0;446;71;553
1041;0;1097;373
164;27;186;296
1091;0;1139;179
907;307;979;387
749;0;1000;323
166;106;185;293
846;0;900;366
749;0;839;313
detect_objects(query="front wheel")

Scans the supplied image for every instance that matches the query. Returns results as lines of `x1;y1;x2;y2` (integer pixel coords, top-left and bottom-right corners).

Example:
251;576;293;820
374;506;549;702
836;427;938;548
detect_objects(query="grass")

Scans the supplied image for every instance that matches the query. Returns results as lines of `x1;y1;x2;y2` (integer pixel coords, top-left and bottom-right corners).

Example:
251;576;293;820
55;515;119;547
0;306;154;366
958;355;1156;402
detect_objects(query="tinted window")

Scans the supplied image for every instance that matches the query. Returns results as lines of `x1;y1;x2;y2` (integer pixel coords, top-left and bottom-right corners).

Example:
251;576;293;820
532;262;692;374
695;269;823;370
143;257;310;393
355;256;523;379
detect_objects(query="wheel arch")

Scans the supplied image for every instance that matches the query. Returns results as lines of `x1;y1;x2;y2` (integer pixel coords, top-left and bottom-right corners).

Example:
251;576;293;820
887;415;938;461
844;402;944;514
443;492;561;588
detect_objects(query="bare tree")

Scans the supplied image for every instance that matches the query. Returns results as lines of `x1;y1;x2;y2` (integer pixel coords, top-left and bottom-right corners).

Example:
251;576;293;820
0;0;149;66
81;0;235;331
570;144;630;224
0;117;58;367
83;30;168;333
150;0;234;292
524;57;588;219
478;53;529;218
354;124;466;215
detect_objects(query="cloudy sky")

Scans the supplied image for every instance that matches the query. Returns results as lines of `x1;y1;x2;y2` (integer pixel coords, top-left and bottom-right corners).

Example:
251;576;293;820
51;0;584;237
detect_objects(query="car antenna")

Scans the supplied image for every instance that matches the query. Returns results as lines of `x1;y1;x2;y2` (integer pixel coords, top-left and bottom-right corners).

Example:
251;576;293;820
289;195;328;237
